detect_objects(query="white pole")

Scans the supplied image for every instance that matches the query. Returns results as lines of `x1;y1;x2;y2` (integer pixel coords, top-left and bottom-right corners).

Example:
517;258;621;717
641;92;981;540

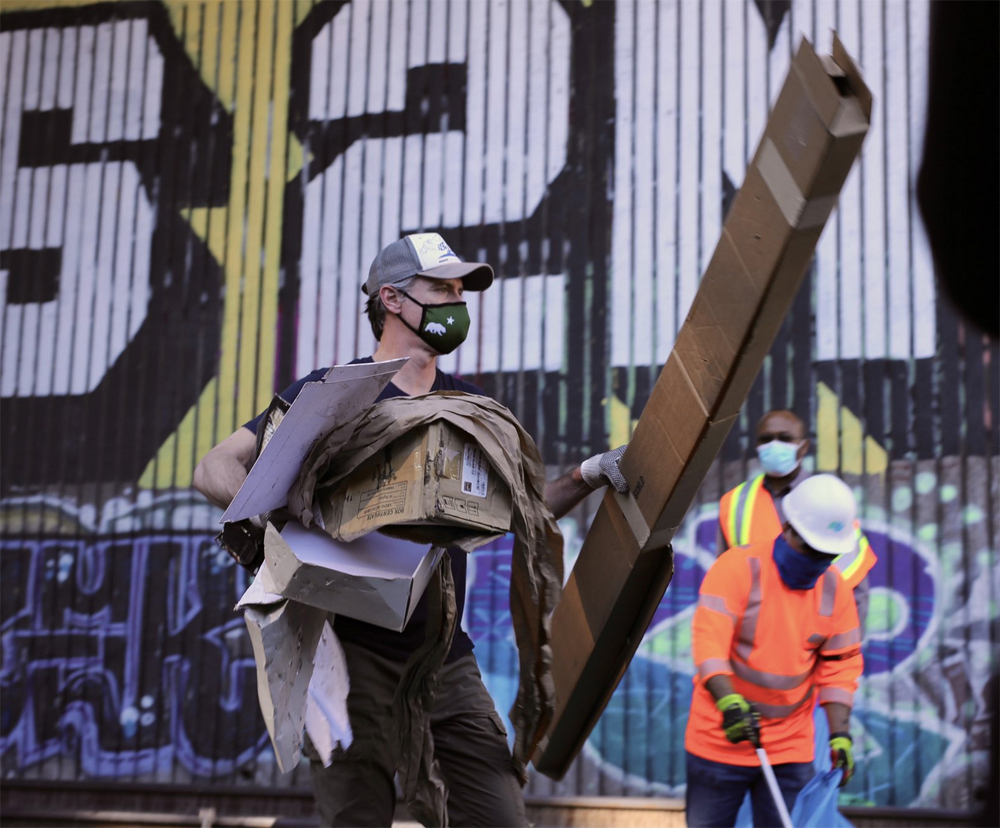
756;747;795;828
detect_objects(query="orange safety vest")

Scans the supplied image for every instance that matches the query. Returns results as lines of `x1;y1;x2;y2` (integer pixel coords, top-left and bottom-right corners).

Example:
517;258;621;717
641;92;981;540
719;474;876;589
686;539;864;766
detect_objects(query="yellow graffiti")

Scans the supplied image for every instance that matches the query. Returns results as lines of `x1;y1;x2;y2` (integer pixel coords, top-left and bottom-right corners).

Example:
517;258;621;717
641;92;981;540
0;501;83;536
816;381;888;476
3;0;316;488
609;381;887;478
608;393;637;450
140;0;312;488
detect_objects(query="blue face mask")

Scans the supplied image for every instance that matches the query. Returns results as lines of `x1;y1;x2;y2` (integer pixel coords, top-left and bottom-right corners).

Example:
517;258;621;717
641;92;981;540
757;440;802;477
773;534;834;590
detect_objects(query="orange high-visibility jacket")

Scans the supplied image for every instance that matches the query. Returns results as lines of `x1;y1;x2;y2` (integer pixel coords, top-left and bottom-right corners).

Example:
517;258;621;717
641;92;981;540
685;538;864;766
719;474;876;589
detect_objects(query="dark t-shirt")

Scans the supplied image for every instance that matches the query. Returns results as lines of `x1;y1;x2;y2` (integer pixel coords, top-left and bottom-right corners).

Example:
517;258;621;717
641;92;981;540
243;357;483;663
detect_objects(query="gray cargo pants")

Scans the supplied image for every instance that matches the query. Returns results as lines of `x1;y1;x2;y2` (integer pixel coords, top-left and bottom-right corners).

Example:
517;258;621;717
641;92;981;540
308;640;527;827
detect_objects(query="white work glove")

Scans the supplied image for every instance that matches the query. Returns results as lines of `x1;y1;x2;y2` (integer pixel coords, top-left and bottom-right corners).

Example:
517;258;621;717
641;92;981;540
580;445;629;493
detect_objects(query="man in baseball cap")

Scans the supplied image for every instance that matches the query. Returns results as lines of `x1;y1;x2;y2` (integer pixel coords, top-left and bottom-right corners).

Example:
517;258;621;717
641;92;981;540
363;232;494;295
361;233;492;360
194;232;628;826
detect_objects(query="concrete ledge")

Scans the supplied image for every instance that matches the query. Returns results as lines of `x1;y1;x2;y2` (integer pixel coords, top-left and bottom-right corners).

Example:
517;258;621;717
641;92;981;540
0;781;985;828
526;795;686;828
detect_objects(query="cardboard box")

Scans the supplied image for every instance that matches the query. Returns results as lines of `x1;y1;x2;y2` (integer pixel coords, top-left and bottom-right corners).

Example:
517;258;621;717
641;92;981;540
261;520;445;632
534;35;870;779
321;420;513;542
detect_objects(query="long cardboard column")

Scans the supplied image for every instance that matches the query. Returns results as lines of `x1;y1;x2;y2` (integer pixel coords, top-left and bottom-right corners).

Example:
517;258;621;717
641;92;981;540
533;35;871;779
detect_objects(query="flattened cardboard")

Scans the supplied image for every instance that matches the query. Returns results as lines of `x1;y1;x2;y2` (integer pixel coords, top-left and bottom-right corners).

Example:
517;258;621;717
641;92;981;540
534;35;870;779
237;568;352;772
304;620;353;766
322;420;513;541
535;494;673;776
222;359;408;524
243;597;326;774
262;520;443;633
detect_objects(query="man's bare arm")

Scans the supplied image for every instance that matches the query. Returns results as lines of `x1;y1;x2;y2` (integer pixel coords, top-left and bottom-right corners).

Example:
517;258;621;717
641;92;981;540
544;467;596;520
705;674;737;702
822;701;851;735
193;427;257;510
545;446;630;519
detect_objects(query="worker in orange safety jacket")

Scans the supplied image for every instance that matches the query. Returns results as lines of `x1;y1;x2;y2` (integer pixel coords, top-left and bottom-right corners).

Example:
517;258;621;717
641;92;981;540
718;409;877;628
687;474;863;828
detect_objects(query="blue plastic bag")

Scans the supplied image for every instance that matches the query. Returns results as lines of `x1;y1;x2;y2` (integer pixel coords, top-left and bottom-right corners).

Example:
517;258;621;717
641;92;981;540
789;768;853;827
735;704;852;828
734;768;852;827
733;707;851;826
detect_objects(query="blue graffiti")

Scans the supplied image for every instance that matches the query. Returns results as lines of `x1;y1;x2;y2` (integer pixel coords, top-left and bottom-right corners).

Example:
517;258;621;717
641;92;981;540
0;534;268;777
0;506;941;790
860;529;936;675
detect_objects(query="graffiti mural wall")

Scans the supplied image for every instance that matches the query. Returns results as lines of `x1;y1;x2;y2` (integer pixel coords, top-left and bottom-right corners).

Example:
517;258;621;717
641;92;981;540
1;0;996;812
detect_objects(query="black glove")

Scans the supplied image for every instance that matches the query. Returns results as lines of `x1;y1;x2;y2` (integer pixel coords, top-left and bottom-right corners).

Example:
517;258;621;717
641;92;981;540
716;693;761;747
216;518;265;573
580;445;629;493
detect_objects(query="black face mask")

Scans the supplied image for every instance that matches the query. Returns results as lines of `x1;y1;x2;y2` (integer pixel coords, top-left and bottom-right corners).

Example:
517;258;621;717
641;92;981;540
397;290;471;354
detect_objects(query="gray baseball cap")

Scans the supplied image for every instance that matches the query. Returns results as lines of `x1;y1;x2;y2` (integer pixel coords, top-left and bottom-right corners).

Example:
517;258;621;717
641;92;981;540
363;233;494;295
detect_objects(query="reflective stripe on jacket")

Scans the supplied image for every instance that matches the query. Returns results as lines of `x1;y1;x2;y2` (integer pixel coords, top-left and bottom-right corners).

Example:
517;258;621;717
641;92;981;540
718;474;876;589
685;539;864;766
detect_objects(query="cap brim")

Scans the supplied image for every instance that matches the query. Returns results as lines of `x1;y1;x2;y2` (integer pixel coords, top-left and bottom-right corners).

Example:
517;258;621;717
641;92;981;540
418;261;494;291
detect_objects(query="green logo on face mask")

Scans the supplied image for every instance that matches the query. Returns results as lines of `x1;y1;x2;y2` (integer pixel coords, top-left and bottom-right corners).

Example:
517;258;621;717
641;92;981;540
399;290;471;354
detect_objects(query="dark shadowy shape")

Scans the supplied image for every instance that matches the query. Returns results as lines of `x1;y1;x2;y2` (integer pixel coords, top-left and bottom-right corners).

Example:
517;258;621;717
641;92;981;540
917;0;1000;340
752;0;790;52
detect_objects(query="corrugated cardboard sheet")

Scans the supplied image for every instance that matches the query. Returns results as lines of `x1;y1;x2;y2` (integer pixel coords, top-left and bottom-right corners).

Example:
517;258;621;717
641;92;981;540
534;34;871;778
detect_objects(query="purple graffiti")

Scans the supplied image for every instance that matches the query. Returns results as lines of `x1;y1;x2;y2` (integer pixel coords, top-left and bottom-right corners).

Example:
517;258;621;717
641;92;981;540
861;528;936;675
465;514;935;679
0;535;268;777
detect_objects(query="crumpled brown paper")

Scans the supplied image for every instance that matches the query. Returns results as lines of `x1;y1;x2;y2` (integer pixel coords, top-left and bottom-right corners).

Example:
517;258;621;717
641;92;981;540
288;392;564;798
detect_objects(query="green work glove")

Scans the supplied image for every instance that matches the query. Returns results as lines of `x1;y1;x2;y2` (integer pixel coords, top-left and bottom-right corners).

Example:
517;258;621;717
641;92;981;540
829;732;854;786
716;693;761;747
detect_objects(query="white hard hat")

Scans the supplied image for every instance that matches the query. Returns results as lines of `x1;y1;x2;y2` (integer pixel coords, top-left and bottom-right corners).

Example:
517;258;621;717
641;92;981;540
783;474;858;556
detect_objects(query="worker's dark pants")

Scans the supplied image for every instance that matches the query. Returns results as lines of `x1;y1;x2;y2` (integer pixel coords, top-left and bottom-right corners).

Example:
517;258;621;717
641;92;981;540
307;640;527;827
685;751;813;828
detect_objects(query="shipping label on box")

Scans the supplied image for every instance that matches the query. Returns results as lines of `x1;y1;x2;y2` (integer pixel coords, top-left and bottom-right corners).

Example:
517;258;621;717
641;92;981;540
323;421;513;541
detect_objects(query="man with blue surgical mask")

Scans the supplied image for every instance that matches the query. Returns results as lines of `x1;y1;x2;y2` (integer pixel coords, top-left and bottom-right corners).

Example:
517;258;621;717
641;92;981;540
717;410;876;628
